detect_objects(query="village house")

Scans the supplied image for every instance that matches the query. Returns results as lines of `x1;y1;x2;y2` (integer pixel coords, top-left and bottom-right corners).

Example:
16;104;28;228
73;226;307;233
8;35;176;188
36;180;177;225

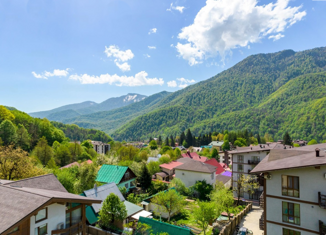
208;141;224;151
0;174;101;235
96;165;137;192
181;151;207;162
293;139;308;146
81;182;151;229
229;143;291;200
91;141;110;155
251;144;326;235
155;161;184;181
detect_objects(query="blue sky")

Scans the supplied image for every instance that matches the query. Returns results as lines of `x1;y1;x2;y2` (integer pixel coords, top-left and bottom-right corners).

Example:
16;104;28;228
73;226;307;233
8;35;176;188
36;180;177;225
0;0;325;113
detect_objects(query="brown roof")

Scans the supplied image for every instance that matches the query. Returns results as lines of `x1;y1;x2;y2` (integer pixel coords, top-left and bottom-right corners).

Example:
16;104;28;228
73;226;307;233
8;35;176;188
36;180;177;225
3;174;68;192
175;159;216;173
229;143;292;154
156;172;169;178
216;175;232;185
0;185;101;234
251;143;326;173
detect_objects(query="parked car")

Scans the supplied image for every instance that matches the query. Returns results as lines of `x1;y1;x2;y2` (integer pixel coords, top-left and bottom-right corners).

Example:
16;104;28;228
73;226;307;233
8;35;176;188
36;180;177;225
237;227;253;235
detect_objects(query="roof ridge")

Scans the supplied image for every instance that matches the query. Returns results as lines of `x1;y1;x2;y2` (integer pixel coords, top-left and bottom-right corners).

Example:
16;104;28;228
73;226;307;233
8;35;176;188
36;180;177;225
0;185;51;199
3;174;54;185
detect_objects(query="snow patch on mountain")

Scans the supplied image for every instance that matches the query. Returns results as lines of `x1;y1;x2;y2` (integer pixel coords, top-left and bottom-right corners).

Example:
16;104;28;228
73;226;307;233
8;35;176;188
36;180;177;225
123;94;138;102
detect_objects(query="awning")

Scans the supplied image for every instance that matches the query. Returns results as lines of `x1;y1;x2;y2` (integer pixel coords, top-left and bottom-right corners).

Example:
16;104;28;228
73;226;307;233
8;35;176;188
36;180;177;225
131;210;152;220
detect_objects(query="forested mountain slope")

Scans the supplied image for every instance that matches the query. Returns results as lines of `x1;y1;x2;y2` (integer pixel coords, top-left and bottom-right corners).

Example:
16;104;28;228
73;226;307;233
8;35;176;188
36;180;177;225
63;91;171;134
29;93;147;120
112;47;326;141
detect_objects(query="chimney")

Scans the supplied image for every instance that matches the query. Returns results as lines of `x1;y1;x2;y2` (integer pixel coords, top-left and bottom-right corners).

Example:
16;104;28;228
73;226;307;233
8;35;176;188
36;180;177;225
316;148;320;157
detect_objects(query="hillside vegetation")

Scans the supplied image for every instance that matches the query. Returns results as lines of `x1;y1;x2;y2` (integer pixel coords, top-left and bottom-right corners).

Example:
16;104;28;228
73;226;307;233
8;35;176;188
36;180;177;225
112;47;326;141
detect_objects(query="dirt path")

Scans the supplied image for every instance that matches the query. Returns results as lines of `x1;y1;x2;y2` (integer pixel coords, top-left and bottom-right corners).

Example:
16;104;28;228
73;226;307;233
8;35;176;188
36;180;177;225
235;205;263;235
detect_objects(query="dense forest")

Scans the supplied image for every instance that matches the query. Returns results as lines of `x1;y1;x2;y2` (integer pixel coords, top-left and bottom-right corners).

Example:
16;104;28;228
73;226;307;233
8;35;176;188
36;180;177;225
111;47;326;141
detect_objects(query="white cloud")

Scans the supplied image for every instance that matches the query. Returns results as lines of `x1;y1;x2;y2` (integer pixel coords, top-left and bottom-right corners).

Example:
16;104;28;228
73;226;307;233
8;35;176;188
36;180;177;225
69;71;164;87
268;33;285;41
144;54;151;58
176;0;306;65
167;80;177;87
32;69;70;79
170;44;174;47
177;77;195;88
167;3;185;13
148;28;157;34
115;62;131;72
104;45;134;72
148;46;156;49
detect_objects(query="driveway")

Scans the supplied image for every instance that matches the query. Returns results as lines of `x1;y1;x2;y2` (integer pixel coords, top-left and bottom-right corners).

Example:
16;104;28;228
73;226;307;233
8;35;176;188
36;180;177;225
235;205;263;235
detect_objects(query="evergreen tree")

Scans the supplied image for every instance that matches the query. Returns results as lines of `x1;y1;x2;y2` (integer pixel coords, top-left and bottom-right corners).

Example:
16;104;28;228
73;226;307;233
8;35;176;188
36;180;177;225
164;137;169;146
283;132;292;146
0;120;17;145
170;135;175;147
139;163;152;190
149;137;153;142
179;131;186;147
192;135;197;147
158;136;162;145
257;133;261;144
185;129;193;147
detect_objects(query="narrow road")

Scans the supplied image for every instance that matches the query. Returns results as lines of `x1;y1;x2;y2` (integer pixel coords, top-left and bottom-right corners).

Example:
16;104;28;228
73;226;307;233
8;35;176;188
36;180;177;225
235;205;263;235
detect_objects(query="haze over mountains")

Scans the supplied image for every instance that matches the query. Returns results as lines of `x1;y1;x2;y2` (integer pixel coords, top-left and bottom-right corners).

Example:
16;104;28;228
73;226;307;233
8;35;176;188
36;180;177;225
31;47;326;142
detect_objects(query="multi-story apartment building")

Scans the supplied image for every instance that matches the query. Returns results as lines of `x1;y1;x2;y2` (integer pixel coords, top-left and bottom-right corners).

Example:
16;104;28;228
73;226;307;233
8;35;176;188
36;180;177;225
91;140;110;154
251;144;326;235
229;143;292;200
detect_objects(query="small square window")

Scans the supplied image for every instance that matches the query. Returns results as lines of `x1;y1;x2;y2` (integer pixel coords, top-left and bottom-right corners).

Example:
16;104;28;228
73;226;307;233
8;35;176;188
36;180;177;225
37;224;47;235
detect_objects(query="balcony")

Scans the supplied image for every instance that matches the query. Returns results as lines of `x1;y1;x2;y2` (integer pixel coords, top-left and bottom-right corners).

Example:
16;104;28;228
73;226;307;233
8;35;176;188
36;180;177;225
319;192;326;209
248;159;260;165
51;222;84;235
320;220;326;235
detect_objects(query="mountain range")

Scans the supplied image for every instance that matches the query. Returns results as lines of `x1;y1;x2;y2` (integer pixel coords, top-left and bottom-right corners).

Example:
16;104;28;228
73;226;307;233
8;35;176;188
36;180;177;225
31;47;326;142
29;93;147;122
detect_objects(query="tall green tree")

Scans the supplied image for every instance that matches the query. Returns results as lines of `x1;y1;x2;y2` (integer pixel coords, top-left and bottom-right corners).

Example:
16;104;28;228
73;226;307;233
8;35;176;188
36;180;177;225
170;135;175;147
68;141;83;162
151;189;185;221
283;132;292;146
0;106;15;122
211;148;219;161
16;124;30;150
0;120;17;145
211;182;234;220
34;137;54;166
74;163;98;194
55;145;72;167
193;202;217;235
98;193;127;228
164;137;169;146
139;163;152;190
149;140;158;150
157;136;162;145
222;134;230;151
179;131;186;147
185;129;193;146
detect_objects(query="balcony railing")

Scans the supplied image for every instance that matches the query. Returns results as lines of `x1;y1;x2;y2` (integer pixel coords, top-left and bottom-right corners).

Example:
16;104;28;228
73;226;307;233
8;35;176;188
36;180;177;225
51;222;83;235
248;160;260;165
320;220;326;235
259;212;264;231
319;192;326;209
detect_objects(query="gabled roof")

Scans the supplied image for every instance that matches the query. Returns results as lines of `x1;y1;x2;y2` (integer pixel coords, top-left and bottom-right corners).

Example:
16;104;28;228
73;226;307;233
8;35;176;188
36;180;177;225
251;143;326;173
137;217;195;235
82;182;125;213
96;165;133;184
216;175;232;185
205;158;225;174
181;152;207;162
160;161;184;170
2;174;67;192
175;159;216;173
209;141;224;147
229;143;292;154
124;201;143;217
0;184;101;234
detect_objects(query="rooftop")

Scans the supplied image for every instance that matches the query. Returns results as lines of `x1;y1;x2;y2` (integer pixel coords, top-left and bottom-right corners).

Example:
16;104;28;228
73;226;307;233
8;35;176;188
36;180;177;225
175;159;216;173
96;164;135;184
229;142;292;154
209;141;224;147
216;174;232;184
251;143;326;173
205;158;225;174
160;161;184;170
181;152;207;162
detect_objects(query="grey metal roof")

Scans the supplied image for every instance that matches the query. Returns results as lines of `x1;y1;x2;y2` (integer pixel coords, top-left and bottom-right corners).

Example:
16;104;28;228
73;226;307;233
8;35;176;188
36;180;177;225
215;175;231;184
83;183;125;213
175;159;216;173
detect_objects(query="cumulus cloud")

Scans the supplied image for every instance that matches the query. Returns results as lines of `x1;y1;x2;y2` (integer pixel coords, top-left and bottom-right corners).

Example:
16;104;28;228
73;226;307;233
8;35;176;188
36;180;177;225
167;3;185;13
148;46;156;49
176;0;306;65
167;80;177;87
32;69;70;79
148;28;157;34
104;45;134;72
69;71;164;87
168;78;195;88
268;33;285;41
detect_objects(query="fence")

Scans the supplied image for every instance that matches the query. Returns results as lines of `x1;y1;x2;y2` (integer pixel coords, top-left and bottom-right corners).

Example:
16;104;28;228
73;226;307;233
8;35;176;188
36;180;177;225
86;225;119;235
217;203;252;235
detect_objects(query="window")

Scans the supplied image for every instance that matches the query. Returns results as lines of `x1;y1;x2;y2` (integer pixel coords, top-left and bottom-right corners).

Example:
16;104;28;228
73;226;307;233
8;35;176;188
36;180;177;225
125;183;129;188
282;175;299;197
125;172;130;178
37;224;47;235
8;227;19;234
283;228;301;235
237;155;244;163
252;156;260;162
71;208;82;225
237;164;244;172
35;208;47;223
211;173;214;180
282;202;300;225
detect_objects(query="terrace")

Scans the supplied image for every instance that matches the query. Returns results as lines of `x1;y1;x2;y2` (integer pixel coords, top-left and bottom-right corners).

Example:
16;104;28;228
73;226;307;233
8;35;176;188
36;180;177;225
318;192;326;209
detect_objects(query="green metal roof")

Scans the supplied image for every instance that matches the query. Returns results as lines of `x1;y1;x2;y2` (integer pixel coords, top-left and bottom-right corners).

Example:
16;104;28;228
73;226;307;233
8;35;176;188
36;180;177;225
85;206;99;225
96;165;128;184
137;217;195;235
124;201;143;217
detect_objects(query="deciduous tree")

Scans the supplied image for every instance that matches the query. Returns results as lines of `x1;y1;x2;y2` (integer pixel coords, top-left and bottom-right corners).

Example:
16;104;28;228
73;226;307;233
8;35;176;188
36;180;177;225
0;105;15;122
34;137;54;166
194;202;217;235
0;120;17;145
233;174;259;205
16;124;30;150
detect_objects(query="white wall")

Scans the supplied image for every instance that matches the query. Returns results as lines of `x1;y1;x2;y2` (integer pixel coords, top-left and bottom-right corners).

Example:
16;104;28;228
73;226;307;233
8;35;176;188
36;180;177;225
175;169;215;187
266;165;326;234
30;203;66;235
266;223;316;235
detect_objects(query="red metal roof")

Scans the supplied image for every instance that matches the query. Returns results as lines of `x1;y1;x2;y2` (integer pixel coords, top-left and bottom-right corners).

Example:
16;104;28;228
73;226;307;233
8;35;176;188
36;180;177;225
181;152;207;162
205;158;225;174
160;161;184;170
